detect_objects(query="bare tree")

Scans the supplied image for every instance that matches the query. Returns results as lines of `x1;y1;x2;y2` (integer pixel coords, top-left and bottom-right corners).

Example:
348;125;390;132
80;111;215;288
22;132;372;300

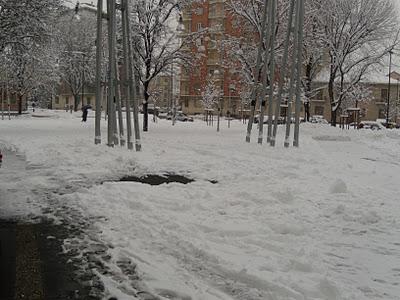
56;7;97;111
315;0;399;126
130;0;201;131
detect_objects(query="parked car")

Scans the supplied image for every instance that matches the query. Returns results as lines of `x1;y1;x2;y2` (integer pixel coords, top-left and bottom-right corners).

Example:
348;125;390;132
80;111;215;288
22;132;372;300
166;111;193;122
358;121;385;130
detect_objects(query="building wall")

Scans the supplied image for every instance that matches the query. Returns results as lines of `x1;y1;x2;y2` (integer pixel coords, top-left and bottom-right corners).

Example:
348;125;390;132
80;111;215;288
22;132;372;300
311;82;400;123
148;75;173;109
180;0;241;116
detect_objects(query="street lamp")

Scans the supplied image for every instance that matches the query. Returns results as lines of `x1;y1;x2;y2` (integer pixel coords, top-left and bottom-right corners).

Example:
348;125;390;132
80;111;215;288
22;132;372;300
386;50;393;128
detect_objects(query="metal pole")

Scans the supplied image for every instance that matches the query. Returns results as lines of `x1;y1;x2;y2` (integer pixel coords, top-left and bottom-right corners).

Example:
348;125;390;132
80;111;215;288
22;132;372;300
81;54;85;109
6;71;10;120
293;0;305;147
106;0;116;147
1;81;4;120
172;61;176;126
125;0;141;151
271;0;295;146
228;87;231;128
386;50;393;128
265;0;277;144
284;0;300;148
245;0;269;143
122;0;133;150
258;0;275;144
94;0;103;144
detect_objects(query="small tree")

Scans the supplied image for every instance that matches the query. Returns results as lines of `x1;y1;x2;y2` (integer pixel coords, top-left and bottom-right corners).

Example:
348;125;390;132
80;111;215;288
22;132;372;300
340;83;372;111
201;77;222;110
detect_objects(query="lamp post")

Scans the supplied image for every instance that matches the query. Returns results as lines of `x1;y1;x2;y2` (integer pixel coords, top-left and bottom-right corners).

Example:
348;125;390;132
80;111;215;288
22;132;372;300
386;50;393;128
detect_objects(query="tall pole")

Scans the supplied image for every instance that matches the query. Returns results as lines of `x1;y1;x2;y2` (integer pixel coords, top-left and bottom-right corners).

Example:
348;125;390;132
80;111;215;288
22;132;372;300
6;71;10;120
81;54;85;108
107;0;116;147
386;50;393;128
122;0;133;150
125;0;141;151
172;61;176;126
265;0;277;144
1;81;4;120
245;0;269;143
270;0;295;146
293;0;305;147
258;0;276;144
94;0;103;144
115;58;125;146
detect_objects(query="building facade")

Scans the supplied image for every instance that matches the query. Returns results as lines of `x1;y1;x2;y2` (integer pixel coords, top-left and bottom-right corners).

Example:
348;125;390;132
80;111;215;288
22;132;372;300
180;0;242;116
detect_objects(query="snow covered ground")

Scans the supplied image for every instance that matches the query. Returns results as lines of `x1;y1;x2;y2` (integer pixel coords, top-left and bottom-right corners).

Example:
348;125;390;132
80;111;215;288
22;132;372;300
1;110;400;300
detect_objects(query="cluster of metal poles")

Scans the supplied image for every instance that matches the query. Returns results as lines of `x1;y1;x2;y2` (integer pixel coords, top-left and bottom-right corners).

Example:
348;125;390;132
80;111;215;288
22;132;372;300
94;0;141;151
245;0;305;148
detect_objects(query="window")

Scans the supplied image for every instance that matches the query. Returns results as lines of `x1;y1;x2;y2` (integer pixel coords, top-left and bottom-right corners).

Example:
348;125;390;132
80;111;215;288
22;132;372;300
194;7;203;15
314;106;324;115
197;23;203;31
184;98;189;107
381;89;388;101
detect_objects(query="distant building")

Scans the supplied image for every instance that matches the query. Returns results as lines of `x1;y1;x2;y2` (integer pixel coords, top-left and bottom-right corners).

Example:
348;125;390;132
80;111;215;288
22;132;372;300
180;0;242;116
148;74;173;110
313;69;400;124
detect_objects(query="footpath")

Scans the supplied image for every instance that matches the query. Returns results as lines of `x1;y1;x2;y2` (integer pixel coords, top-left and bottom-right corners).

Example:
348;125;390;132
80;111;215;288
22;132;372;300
0;219;94;300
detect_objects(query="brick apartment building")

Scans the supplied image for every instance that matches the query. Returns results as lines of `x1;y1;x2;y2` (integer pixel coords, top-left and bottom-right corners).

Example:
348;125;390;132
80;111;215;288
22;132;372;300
180;0;241;116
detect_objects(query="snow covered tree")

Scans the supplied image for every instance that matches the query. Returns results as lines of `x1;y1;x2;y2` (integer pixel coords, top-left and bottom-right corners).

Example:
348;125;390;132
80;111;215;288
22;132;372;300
315;0;399;126
55;6;97;111
129;0;203;131
340;83;372;111
224;0;287;89
201;76;222;110
0;0;63;113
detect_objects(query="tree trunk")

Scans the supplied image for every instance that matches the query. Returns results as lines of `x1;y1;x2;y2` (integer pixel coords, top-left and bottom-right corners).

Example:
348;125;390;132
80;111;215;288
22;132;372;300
304;102;310;122
74;94;79;112
143;82;149;132
328;75;336;126
18;94;23;114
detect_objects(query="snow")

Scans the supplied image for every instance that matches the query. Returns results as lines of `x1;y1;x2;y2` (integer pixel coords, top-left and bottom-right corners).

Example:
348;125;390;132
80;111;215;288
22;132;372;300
1;110;400;300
